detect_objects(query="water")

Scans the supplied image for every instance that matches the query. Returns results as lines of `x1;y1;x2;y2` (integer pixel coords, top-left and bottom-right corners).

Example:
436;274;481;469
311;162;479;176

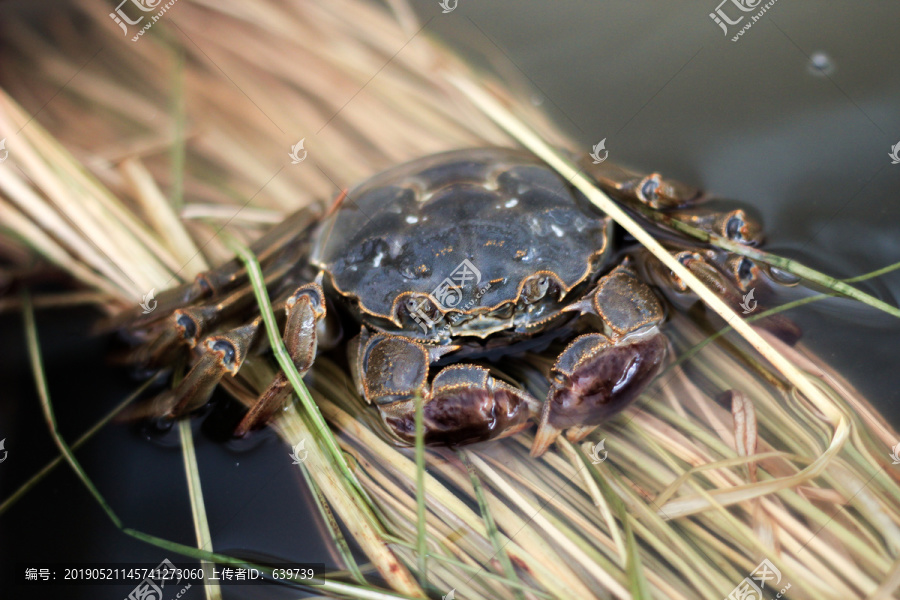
0;304;338;599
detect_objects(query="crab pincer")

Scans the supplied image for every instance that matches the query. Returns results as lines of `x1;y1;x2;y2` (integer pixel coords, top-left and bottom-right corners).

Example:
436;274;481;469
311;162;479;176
531;267;668;456
350;330;541;445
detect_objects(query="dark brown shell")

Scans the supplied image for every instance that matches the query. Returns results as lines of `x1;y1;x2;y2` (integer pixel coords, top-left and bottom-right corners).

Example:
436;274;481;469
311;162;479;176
310;147;611;334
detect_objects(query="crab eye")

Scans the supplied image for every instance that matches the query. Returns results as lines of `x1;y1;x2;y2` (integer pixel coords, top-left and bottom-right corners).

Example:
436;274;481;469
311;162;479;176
725;215;745;240
641;177;660;202
403;296;440;322
523;274;553;304
736;257;754;284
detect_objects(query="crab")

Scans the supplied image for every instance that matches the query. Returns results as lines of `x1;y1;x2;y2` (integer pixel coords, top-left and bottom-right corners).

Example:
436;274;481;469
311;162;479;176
120;147;762;456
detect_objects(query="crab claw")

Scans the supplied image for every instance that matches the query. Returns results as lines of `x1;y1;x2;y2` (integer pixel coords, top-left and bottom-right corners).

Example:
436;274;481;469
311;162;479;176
352;333;539;445
531;266;668;457
531;332;667;456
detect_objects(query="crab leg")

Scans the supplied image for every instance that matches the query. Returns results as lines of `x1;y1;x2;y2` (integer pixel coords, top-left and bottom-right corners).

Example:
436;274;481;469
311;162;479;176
581;161;703;209
173;257;302;348
634;245;801;344
117;258;301;371
161;316;263;418
582;160;767;250
233;282;327;436
120;206;318;330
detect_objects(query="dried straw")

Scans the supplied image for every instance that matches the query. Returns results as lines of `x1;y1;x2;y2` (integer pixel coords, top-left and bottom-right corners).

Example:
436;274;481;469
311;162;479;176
2;1;899;599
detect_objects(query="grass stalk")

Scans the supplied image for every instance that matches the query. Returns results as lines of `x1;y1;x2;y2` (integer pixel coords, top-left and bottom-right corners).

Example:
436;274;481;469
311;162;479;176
0;377;154;515
414;393;428;589
626;202;900;320
22;290;123;530
297;456;367;584
177;419;223;600
223;234;422;596
460;451;525;600
223;233;372;509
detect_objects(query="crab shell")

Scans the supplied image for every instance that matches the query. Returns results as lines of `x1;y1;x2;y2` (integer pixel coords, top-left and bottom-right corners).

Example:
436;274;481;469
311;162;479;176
310;148;614;343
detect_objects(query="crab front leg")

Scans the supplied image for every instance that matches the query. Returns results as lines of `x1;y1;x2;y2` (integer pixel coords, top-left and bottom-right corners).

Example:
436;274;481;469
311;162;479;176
582;160;764;247
531;266;668;456
351;330;541;446
581;161;703;209
154;282;327;436
233;282;328;436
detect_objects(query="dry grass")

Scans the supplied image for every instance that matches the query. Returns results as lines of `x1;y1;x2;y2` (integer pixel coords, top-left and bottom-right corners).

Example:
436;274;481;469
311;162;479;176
2;1;900;599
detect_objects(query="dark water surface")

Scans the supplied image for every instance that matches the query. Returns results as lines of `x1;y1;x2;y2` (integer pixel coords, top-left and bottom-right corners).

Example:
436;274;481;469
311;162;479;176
0;305;336;599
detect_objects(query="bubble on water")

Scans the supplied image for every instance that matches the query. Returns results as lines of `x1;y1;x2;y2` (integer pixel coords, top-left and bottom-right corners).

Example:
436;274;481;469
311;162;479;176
808;51;834;77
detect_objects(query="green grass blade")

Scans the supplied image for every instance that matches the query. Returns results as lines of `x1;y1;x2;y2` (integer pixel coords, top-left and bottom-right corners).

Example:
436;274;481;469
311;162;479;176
844;259;900;283
460;450;525;600
178;419;222;600
414;392;428;589
630;203;900;319
0;377;154;515
296;430;367;584
21;291;122;529
221;234;378;517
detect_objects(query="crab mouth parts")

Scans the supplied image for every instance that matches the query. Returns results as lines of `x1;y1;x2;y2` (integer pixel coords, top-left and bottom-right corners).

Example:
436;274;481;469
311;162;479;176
354;273;602;343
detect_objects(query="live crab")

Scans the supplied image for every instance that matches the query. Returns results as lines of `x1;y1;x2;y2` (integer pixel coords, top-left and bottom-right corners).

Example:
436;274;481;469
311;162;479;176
119;148;762;456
